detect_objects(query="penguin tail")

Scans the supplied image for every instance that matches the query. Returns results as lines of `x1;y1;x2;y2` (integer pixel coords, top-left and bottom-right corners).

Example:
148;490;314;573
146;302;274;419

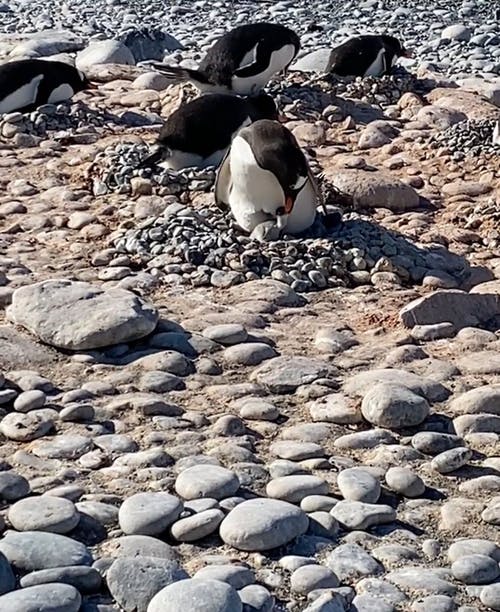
137;147;167;169
150;63;210;86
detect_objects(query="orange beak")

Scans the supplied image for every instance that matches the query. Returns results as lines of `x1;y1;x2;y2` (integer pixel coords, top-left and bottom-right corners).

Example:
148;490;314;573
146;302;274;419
284;196;294;214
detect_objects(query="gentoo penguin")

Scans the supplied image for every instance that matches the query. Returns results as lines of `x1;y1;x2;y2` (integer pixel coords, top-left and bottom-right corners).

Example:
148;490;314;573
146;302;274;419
0;59;91;114
328;34;411;77
493;120;500;146
215;119;322;240
139;92;278;171
151;22;300;96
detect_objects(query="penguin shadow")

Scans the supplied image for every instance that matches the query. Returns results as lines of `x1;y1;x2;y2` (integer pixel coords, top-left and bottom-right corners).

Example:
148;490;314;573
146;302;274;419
276;81;388;123
302;213;471;286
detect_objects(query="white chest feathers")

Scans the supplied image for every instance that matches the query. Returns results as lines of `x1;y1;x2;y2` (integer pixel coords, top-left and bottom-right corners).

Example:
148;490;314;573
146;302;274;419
0;74;43;113
224;136;317;234
493;120;500;146
364;47;387;77
47;83;75;104
231;43;296;95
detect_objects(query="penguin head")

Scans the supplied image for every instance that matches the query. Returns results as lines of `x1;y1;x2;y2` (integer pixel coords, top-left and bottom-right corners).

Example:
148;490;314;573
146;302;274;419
241;119;309;216
246;93;279;122
381;35;412;58
75;68;96;92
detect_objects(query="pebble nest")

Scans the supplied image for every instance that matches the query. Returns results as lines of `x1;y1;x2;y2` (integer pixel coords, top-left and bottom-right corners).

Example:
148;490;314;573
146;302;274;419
113;194;451;292
430;118;500;159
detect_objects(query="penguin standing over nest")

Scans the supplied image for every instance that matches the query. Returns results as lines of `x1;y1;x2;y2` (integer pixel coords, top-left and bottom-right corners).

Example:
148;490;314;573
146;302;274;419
152;22;301;96
215;119;325;241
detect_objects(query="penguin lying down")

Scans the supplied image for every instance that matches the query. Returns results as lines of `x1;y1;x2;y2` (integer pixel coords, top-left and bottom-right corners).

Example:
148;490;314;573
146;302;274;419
215;119;327;241
139;92;278;171
328;34;411;77
0;59;93;114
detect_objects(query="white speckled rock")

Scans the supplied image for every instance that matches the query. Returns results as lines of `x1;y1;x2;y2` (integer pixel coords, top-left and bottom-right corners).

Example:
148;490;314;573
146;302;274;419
8;497;79;534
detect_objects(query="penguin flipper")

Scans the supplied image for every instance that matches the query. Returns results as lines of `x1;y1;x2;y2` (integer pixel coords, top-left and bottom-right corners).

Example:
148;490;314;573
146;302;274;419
137;147;166;169
150;63;211;86
214;150;232;209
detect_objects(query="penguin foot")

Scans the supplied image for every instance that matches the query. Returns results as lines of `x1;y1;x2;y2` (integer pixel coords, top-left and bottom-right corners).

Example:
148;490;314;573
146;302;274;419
250;221;282;242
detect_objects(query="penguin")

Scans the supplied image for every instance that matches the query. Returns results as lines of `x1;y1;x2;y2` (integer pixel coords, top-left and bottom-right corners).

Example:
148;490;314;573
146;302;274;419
138;92;278;171
151;22;300;96
328;34;411;77
0;59;92;114
493;120;500;146
215;119;323;240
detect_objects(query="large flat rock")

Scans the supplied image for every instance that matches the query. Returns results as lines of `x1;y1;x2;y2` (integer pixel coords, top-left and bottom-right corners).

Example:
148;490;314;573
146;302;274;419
6;279;158;350
400;290;500;329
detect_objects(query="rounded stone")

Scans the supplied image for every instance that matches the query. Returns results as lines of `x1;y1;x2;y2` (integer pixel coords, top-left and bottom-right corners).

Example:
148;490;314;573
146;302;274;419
147;578;242;612
19;565;102;593
361;383;429;429
202;324;248;345
118;492;183;535
238;585;274;612
431;447;472;474
0;531;92;571
170;509;224;542
0;471;30;501
175;465;240;500
107;556;187;612
194;565;254;590
0;551;15;595
290;565;339;594
451;554;500;585
0;412;53;441
219;498;309;551
385;467;426;497
0;583;81;611
337;467;381;503
266;475;328;503
13;390;46;412
448;540;500;563
480;583;500;610
8;496;79;534
411;595;456;612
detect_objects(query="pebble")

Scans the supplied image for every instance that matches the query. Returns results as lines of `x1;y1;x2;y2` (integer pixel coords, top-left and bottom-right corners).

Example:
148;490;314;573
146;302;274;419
451;554;500;584
480;584;500;610
290;565;339;594
0;531;92;570
8;496;80;534
170;509;224;542
20;565;102;593
194;564;254;590
238;584;274;612
0;471;30;501
337;467;381;503
0;583;81;611
219;498;309;551
13;389;46;412
175;465;240;500
326;544;383;581
431;447;472;473
361;383;430;429
330;501;396;530
385;467;426;497
118;492;183;535
147;578;242;612
107;556;187;612
266;475;329;503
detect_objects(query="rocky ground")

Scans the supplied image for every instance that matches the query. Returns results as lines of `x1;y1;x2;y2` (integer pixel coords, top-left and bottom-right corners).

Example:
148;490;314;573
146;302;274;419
0;2;500;612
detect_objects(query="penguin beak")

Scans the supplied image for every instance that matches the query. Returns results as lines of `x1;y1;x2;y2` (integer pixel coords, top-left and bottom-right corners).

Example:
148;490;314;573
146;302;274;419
284;195;295;214
85;81;98;90
402;48;413;58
